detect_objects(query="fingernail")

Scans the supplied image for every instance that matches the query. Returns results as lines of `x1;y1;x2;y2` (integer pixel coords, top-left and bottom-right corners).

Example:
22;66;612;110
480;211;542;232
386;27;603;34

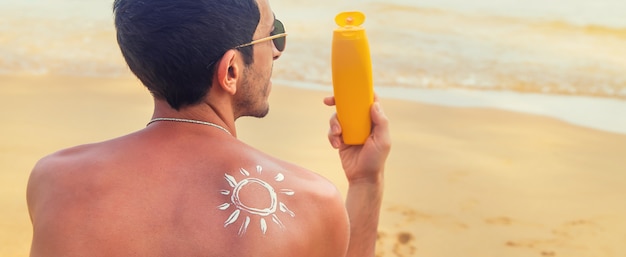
374;102;381;112
332;124;340;134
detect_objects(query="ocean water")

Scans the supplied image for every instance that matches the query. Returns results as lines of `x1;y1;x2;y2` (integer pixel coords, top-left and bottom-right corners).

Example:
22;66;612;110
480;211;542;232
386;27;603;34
2;0;625;97
273;0;626;98
2;0;626;133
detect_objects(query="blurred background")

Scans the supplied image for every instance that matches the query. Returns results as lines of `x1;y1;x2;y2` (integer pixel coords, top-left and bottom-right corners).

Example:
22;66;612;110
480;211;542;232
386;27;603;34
3;0;626;96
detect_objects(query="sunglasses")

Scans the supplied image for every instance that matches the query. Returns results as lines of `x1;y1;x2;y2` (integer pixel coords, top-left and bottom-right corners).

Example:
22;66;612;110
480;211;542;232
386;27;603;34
235;19;287;52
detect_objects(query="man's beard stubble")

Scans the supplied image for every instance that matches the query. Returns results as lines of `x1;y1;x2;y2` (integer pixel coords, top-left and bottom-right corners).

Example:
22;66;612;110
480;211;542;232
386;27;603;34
234;67;270;119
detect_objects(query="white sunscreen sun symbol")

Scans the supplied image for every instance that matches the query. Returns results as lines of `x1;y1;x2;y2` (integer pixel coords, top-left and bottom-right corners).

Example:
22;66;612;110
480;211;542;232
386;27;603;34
218;165;295;236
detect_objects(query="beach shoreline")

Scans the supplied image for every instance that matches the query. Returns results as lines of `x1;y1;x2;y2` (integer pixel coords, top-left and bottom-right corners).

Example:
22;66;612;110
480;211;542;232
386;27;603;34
274;79;626;136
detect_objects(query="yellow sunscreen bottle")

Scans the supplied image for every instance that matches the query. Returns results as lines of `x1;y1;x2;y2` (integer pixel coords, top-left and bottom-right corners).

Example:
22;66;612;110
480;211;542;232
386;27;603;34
331;11;374;145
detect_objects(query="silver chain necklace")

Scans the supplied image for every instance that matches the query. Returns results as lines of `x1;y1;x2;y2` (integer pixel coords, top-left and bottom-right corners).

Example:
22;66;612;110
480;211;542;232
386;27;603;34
147;117;232;136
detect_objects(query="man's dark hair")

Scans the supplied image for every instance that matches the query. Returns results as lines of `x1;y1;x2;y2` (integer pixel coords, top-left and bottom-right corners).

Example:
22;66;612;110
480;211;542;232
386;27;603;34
113;0;260;110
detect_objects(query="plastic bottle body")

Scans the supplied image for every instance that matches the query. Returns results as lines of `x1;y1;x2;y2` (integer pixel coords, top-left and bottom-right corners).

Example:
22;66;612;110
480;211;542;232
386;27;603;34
331;12;374;145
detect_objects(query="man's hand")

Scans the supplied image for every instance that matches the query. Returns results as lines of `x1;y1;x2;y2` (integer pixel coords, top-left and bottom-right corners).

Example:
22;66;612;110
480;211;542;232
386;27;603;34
324;95;391;183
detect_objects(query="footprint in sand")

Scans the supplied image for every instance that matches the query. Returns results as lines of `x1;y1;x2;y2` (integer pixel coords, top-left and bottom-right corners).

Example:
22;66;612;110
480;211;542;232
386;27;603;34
392;232;417;257
505;239;559;256
490;216;559;255
375;231;387;257
484;216;544;228
485;216;514;226
376;231;418;257
541;250;557;256
502;218;604;256
552;219;603;239
387;205;427;224
387;205;468;230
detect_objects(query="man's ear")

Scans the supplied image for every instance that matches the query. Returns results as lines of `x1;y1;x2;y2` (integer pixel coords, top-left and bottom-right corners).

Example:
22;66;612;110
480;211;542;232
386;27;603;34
215;50;241;95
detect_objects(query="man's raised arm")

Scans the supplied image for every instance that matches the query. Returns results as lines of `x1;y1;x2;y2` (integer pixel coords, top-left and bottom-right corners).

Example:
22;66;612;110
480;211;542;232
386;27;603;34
324;96;391;257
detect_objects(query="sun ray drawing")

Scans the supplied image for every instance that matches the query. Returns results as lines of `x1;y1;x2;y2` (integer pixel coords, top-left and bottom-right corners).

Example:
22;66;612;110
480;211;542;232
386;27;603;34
218;165;295;236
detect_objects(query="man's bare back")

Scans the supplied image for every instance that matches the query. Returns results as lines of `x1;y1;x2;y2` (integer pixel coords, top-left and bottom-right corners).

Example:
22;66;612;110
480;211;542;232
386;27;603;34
27;123;350;256
27;0;390;255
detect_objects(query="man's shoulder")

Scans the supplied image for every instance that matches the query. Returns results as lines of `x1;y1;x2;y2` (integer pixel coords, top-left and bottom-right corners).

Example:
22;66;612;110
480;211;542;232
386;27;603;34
29;140;113;179
30;143;97;181
27;143;99;194
219;145;345;214
26;136;133;208
29;131;145;177
239;151;340;199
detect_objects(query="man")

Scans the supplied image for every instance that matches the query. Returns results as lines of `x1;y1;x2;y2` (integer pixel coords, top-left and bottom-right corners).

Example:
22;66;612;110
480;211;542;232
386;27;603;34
26;0;391;256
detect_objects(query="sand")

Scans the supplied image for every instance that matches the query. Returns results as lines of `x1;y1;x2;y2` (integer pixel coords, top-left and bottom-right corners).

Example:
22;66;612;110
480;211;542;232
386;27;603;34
1;74;626;257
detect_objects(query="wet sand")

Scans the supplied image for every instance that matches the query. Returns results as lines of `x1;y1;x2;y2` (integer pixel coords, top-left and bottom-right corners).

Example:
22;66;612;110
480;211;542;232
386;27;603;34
1;75;626;256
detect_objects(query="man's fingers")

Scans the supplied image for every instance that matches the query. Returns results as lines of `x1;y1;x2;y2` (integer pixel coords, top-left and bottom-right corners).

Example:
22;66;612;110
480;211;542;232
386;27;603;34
370;102;388;127
327;95;376;106
370;102;391;150
324;96;341;148
323;96;336;106
328;113;343;149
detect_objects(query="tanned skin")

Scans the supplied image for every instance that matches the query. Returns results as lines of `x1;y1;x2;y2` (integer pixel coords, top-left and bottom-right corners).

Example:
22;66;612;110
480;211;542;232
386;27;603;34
26;0;391;256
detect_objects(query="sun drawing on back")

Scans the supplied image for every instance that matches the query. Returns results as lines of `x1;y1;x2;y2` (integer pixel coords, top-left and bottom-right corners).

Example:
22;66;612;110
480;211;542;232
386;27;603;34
218;165;295;236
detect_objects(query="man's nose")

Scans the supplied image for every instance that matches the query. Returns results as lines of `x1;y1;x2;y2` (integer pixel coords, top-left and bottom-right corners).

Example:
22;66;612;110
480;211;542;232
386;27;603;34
273;44;282;60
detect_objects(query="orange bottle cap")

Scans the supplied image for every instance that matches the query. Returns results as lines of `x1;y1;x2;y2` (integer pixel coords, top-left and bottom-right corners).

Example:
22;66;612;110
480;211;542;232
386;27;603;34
335;11;365;27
